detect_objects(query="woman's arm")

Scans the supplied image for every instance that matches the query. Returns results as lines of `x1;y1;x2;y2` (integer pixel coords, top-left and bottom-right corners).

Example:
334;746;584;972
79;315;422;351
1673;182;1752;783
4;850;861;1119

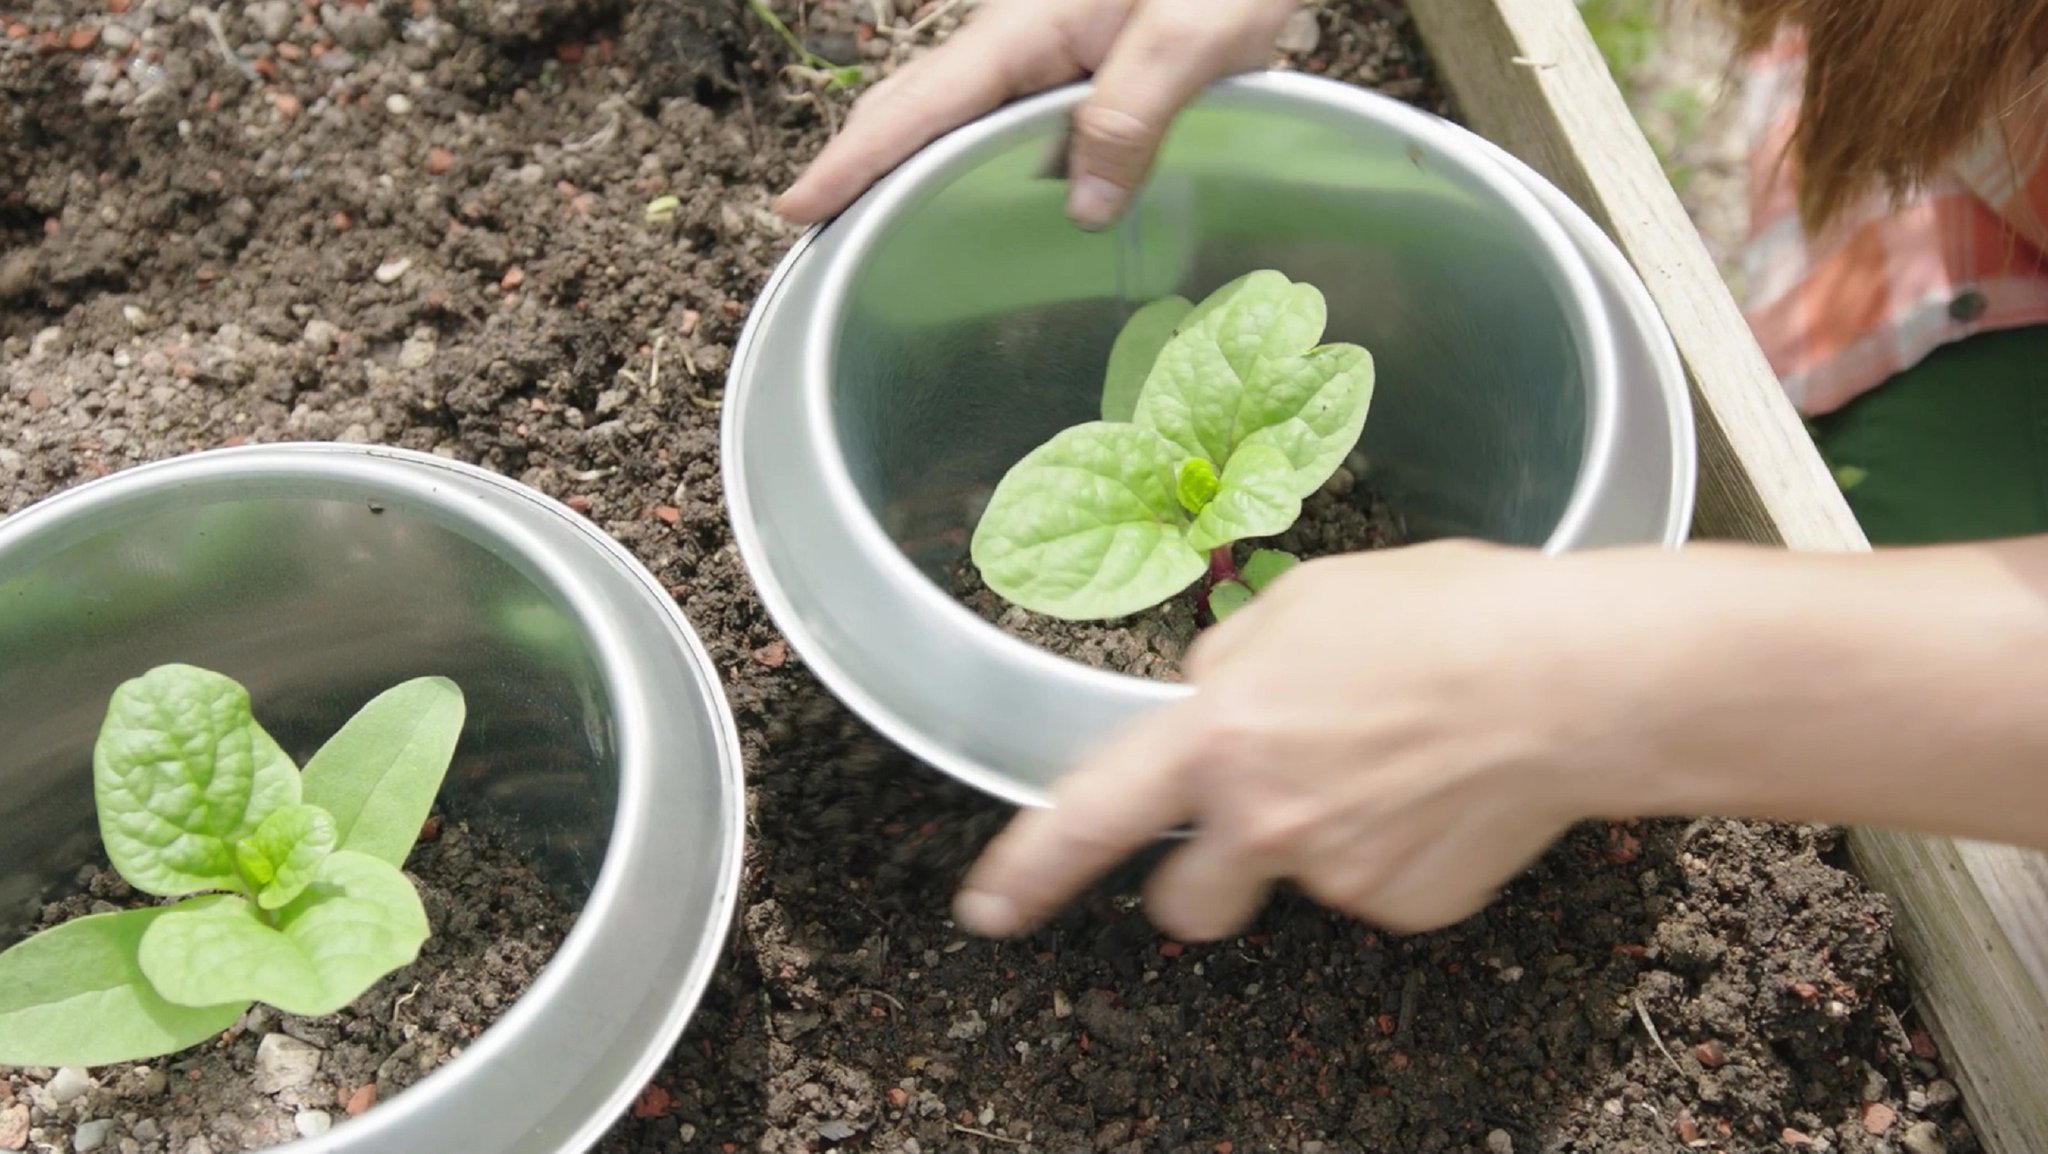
1640;537;2048;846
952;538;2048;940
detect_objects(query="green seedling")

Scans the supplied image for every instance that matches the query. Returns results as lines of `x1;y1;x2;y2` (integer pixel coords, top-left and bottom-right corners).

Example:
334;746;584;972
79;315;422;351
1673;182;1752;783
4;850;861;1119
747;0;866;90
971;270;1375;622
0;664;465;1069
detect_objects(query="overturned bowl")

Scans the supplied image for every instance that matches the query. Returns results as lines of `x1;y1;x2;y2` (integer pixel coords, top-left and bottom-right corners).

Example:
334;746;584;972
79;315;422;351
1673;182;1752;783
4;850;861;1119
0;444;744;1153
724;70;1696;809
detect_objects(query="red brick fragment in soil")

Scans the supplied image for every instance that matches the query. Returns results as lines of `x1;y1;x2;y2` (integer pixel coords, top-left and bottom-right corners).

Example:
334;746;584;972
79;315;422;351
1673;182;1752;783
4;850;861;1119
751;640;787;669
1782;1129;1815;1147
345;1084;377;1116
1693;1039;1727;1069
425;147;456;175
1862;1102;1897;1135
630;1084;671;1119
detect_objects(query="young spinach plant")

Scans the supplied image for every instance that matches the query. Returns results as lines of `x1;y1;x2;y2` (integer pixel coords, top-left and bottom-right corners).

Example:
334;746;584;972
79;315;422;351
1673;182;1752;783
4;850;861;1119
971;270;1374;623
0;664;466;1069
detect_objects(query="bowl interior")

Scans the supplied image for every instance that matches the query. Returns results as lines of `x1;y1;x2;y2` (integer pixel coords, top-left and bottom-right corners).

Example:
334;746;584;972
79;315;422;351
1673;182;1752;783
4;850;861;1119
827;92;1598;583
0;483;617;946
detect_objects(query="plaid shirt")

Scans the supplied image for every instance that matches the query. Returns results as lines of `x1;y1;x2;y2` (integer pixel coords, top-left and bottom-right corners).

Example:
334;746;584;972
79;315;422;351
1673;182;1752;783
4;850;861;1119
1741;29;2048;416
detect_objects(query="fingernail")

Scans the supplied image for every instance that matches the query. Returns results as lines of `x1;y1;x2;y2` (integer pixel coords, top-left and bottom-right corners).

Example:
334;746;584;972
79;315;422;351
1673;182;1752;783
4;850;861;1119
953;888;1024;937
1066;174;1127;231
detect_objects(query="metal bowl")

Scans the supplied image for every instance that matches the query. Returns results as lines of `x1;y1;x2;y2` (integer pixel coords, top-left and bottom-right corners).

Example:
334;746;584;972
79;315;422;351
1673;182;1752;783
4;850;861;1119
0;444;745;1154
724;70;1696;809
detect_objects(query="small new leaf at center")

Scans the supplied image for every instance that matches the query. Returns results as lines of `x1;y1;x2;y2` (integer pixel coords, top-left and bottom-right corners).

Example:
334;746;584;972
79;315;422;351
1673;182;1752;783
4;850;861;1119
1175;458;1220;515
233;804;338;910
1186;441;1303;553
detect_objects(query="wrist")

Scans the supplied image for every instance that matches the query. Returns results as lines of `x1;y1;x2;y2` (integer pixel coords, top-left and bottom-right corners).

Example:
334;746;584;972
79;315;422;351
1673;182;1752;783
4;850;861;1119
1544;543;1844;821
1575;540;2048;842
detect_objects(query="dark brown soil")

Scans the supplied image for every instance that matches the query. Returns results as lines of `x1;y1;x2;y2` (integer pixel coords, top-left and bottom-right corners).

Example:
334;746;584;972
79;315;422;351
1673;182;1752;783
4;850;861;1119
0;818;566;1152
952;469;1408;680
0;1;1982;1153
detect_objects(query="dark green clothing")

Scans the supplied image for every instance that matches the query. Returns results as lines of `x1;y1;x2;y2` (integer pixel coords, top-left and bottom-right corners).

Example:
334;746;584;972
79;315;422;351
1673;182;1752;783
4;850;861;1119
1807;324;2048;545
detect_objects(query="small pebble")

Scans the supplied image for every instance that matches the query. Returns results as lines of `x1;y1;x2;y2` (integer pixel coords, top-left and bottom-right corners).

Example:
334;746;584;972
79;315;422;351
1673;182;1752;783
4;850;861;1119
294;1111;332;1138
72;1118;113;1152
122;305;149;330
253;1033;322;1094
0;1103;29;1151
385;93;412;115
26;331;66;368
47;1067;93;1106
373;257;412;285
245;0;292;41
398;334;435;369
1485;1129;1513;1154
1900;1121;1945;1154
1275;6;1320;54
101;24;134;49
303;318;340;353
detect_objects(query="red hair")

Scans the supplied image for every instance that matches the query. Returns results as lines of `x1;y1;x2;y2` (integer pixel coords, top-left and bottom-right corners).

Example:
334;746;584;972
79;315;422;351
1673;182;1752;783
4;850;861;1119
1720;0;2048;231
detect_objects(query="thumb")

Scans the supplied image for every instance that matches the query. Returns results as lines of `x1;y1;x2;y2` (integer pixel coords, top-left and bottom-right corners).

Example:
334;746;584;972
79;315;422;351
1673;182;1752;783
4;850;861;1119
1063;0;1292;229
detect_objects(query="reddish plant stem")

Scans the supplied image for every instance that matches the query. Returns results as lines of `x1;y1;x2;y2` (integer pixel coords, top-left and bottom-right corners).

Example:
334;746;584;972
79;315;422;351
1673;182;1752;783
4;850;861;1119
1206;546;1240;587
1197;546;1240;620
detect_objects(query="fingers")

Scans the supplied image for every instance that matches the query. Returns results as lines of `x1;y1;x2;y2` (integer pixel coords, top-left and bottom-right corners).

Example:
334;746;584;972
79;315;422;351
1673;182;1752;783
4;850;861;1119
1061;0;1294;228
1142;830;1272;941
1356;799;1564;934
774;2;1089;223
953;699;1205;937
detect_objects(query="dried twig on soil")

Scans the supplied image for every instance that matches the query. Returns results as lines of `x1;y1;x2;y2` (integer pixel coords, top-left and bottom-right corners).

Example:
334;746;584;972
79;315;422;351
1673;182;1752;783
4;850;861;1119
1633;993;1685;1076
391;982;422;1024
894;0;965;40
1396;970;1421;1040
951;1123;1026;1146
850;987;905;1013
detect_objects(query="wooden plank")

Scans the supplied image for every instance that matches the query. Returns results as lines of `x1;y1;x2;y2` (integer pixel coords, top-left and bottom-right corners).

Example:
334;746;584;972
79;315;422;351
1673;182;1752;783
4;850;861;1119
1404;0;2048;1149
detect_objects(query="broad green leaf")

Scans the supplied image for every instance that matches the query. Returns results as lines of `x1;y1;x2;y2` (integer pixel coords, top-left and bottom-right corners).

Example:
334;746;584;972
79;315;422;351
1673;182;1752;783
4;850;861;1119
301;677;465;867
235;804;338;911
970;422;1207;620
1188;442;1303;552
0;907;246;1068
94;664;302;898
1133;273;1374;497
1101;295;1191;422
1193;271;1327;385
1207;580;1254;623
1242;549;1300;592
1175;271;1263;335
1232;344;1376;496
137;851;429;1017
1175;457;1220;516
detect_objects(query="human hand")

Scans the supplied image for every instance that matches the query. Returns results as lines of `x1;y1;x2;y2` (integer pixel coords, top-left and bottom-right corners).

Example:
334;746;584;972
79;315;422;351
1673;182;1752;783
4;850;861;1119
774;0;1300;230
951;541;1724;940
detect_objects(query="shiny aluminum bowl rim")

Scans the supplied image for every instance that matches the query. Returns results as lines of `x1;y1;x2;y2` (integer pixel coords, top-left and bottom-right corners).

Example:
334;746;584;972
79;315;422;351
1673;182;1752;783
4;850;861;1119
1466;133;1699;547
0;443;747;1154
727;72;1627;806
